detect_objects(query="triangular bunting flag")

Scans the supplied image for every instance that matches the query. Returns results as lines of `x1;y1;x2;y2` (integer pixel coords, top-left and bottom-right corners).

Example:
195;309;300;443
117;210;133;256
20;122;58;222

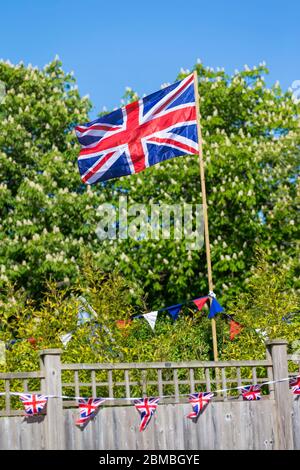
193;297;209;312
187;392;214;419
143;311;158;331
76;398;105;426
166;304;182;320
19;394;48;416
208;297;224;319
134;397;160;431
60;332;73;347
241;385;261;400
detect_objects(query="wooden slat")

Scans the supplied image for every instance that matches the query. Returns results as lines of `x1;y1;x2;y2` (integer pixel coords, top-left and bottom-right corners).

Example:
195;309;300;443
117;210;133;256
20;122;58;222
124;370;130;398
173;369;179;402
189;368;195;393
74;371;80;398
205;368;211;391
141;370;147;396
252;367;257;385
108;370;114;398
221;368;227;400
157;370;163;397
60;359;272;370
0;372;43;379
5;380;10;414
237;367;243;401
91;371;96;397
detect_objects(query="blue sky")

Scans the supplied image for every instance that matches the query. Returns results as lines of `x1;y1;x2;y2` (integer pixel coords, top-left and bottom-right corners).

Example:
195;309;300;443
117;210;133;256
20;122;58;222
1;0;299;118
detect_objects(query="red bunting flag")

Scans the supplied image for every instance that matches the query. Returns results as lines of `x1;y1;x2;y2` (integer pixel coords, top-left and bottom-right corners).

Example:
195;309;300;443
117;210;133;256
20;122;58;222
193;297;209;312
187;392;214;419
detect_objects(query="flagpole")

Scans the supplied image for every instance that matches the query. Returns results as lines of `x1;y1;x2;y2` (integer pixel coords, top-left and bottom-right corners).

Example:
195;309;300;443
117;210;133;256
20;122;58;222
193;70;218;362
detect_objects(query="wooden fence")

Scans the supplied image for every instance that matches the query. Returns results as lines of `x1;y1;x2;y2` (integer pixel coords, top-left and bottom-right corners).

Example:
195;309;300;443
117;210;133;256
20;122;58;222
0;339;299;450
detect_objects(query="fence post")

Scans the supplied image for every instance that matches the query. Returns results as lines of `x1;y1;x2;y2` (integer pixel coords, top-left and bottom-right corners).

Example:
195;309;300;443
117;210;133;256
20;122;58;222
39;349;65;450
266;339;293;450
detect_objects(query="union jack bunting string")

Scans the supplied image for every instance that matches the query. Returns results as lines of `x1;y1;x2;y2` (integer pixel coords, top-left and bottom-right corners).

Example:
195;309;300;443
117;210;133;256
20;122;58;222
187;392;214;419
76;74;198;184
19;394;48;416
76;398;106;426
289;377;300;395
241;385;261;401
134;397;160;431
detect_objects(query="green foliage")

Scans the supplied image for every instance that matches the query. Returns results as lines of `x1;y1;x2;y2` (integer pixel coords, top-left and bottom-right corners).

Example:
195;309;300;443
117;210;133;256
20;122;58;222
0;59;299;309
221;253;300;362
0;257;213;372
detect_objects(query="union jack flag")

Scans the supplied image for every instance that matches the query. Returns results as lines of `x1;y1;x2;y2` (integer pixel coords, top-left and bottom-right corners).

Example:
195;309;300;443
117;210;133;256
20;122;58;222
134;397;159;431
241;385;261;401
76;74;199;184
289;376;300;395
76;398;105;426
187;392;214;419
19;394;48;416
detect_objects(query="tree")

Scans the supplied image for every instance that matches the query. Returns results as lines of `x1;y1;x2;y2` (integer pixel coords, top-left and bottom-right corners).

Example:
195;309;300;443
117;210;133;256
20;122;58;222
0;58;299;310
0;257;212;373
220;252;300;364
89;63;300;308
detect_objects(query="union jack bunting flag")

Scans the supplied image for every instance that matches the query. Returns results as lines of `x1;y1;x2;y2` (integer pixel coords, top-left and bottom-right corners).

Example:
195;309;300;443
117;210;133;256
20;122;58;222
19;394;48;416
76;74;199;184
241;385;261;401
76;398;105;426
134;397;160;431
187;392;214;419
289;376;300;395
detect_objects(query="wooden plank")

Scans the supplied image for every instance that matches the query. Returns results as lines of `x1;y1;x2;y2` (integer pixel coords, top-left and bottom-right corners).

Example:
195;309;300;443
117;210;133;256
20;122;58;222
0;372;43;379
237;367;243;401
189;368;195;393
5;380;10;415
221;368;227;400
157;369;163;397
74;371;80;398
205;367;211;391
252;367;257;385
124;370;130;398
108;370;114;398
141;370;147;396
173;369;179;402
91;371;96;397
60;359;272;370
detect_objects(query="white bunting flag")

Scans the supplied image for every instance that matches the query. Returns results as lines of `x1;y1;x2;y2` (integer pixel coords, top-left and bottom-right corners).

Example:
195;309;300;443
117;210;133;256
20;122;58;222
60;332;73;347
143;311;158;331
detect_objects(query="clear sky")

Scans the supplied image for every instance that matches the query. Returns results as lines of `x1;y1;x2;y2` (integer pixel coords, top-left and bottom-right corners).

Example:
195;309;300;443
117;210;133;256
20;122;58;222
1;0;299;118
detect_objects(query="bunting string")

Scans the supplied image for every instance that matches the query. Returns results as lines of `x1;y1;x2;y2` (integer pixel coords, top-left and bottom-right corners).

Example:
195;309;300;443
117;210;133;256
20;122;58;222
2;374;299;401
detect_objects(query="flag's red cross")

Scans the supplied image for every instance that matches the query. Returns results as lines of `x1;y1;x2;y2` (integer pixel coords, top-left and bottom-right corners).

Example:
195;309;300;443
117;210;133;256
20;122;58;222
79;399;100;415
135;398;159;431
78;74;196;183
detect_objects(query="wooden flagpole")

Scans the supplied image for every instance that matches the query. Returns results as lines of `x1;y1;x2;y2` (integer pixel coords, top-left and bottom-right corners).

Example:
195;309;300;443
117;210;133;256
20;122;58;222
193;70;218;361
